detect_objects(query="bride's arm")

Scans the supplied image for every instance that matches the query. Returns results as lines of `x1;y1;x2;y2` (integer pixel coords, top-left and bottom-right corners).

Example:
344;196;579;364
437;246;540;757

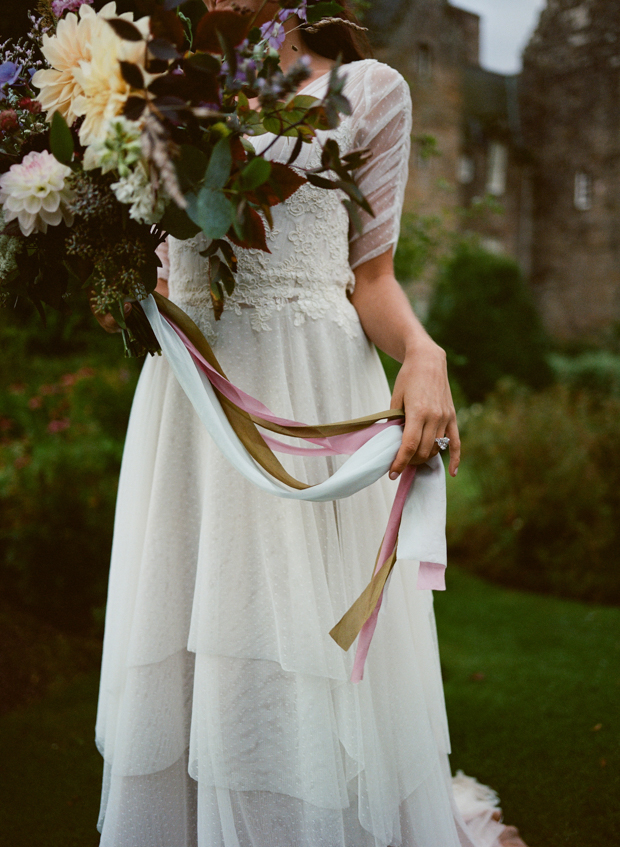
350;249;460;479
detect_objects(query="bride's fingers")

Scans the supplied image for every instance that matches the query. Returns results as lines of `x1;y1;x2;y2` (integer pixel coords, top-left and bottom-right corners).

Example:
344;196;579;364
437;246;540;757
91;302;132;334
389;413;444;478
446;417;461;477
389;411;423;478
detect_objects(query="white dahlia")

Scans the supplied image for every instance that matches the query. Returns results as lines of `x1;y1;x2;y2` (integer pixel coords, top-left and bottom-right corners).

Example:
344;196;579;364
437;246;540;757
0;150;75;237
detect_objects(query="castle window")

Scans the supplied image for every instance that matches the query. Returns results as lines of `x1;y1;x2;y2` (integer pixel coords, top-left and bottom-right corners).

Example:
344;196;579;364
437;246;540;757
417;44;432;80
486;142;507;196
458;155;475;184
574;171;593;210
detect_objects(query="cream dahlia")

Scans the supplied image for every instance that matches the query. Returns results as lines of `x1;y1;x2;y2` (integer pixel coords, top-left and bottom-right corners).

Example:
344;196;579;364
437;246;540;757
32;2;144;133
0;150;75;237
72;14;150;146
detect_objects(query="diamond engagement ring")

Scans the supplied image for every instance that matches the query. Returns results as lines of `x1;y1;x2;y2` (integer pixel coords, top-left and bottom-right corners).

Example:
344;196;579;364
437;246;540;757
435;437;450;451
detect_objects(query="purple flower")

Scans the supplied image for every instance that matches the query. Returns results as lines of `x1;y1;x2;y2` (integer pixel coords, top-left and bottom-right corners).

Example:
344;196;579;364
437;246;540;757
259;20;287;51
51;0;93;17
281;1;307;23
0;62;22;89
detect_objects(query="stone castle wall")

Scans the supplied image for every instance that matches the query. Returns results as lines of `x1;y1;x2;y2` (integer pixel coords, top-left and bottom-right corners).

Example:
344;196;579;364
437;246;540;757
520;0;620;339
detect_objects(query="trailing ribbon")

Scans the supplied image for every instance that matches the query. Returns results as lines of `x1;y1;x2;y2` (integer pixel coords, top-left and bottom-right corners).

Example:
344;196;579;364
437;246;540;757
144;293;447;681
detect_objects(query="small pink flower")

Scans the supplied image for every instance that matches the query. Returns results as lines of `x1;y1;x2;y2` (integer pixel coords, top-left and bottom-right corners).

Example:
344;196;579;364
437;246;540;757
0;110;18;133
47;418;70;433
17;97;42;114
39;384;58;395
51;0;93;17
28;396;42;410
61;373;77;387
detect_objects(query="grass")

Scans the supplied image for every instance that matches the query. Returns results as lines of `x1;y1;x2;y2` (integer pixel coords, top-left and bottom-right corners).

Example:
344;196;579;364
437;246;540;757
0;671;102;847
436;567;620;847
0;569;618;846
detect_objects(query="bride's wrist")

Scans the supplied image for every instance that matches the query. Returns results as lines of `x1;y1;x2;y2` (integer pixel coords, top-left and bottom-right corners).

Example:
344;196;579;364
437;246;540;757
403;333;445;364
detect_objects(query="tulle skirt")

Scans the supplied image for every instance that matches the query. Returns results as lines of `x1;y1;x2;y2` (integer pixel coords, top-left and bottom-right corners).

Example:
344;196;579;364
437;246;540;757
95;294;478;847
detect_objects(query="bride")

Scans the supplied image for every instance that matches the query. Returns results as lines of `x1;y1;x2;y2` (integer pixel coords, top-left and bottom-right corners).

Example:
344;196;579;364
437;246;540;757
92;2;523;845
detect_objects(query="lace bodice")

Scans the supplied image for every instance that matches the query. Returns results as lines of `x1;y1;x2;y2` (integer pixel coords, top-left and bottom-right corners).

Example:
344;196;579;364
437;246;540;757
165;59;412;341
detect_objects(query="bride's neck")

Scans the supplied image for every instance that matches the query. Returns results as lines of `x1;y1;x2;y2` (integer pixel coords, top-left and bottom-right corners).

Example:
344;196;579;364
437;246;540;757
278;17;334;76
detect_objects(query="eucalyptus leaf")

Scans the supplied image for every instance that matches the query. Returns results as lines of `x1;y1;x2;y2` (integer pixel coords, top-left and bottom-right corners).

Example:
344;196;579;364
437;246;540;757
176;144;208;192
204;137;232;190
50;111;74;166
186;186;235;239
160;202;201;239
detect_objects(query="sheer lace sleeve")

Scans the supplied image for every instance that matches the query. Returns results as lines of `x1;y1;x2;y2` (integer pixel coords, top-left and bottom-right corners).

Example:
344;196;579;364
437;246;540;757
347;63;412;270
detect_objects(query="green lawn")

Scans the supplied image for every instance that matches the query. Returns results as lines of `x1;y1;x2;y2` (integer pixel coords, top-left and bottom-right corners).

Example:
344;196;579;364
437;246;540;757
436;567;620;847
0;568;618;846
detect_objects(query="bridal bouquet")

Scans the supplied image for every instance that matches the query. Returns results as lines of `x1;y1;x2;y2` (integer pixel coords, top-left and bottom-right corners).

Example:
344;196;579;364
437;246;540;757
0;0;371;356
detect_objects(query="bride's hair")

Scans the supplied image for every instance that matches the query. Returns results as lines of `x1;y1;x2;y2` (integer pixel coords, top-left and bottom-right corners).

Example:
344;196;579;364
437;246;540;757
300;0;373;63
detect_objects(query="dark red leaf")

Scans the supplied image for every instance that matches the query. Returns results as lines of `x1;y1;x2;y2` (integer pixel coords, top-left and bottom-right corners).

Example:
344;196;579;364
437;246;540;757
107;18;144;41
230;136;247;164
228;207;270;252
194;10;250;53
145;56;170;74
149;7;185;50
123;96;147;120
267;162;306;202
120;61;145;90
184;52;221;75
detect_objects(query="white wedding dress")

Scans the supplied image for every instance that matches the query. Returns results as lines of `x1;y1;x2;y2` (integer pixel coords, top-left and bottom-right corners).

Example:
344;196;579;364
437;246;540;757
95;59;507;847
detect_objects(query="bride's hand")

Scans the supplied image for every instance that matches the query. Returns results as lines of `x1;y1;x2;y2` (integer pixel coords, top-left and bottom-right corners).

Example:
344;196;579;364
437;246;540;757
90;278;169;333
388;340;461;479
90;297;132;334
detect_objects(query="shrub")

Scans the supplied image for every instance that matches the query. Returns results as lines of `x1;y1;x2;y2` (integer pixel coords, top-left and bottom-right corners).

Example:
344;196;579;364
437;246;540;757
448;381;620;604
550;350;620;397
426;243;553;402
0;359;138;633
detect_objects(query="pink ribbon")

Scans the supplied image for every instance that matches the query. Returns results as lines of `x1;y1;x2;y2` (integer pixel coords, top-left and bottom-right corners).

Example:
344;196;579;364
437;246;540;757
161;312;446;681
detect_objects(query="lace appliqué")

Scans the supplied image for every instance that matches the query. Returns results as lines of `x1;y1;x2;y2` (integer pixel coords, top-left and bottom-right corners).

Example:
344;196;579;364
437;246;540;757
167;120;360;342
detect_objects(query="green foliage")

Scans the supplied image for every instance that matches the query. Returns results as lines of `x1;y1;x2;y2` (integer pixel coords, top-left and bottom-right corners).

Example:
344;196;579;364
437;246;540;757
426;242;553;402
0;308;139;633
49;112;74;166
448;380;620;604
436;568;620;847
393;211;443;283
550;349;620;397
